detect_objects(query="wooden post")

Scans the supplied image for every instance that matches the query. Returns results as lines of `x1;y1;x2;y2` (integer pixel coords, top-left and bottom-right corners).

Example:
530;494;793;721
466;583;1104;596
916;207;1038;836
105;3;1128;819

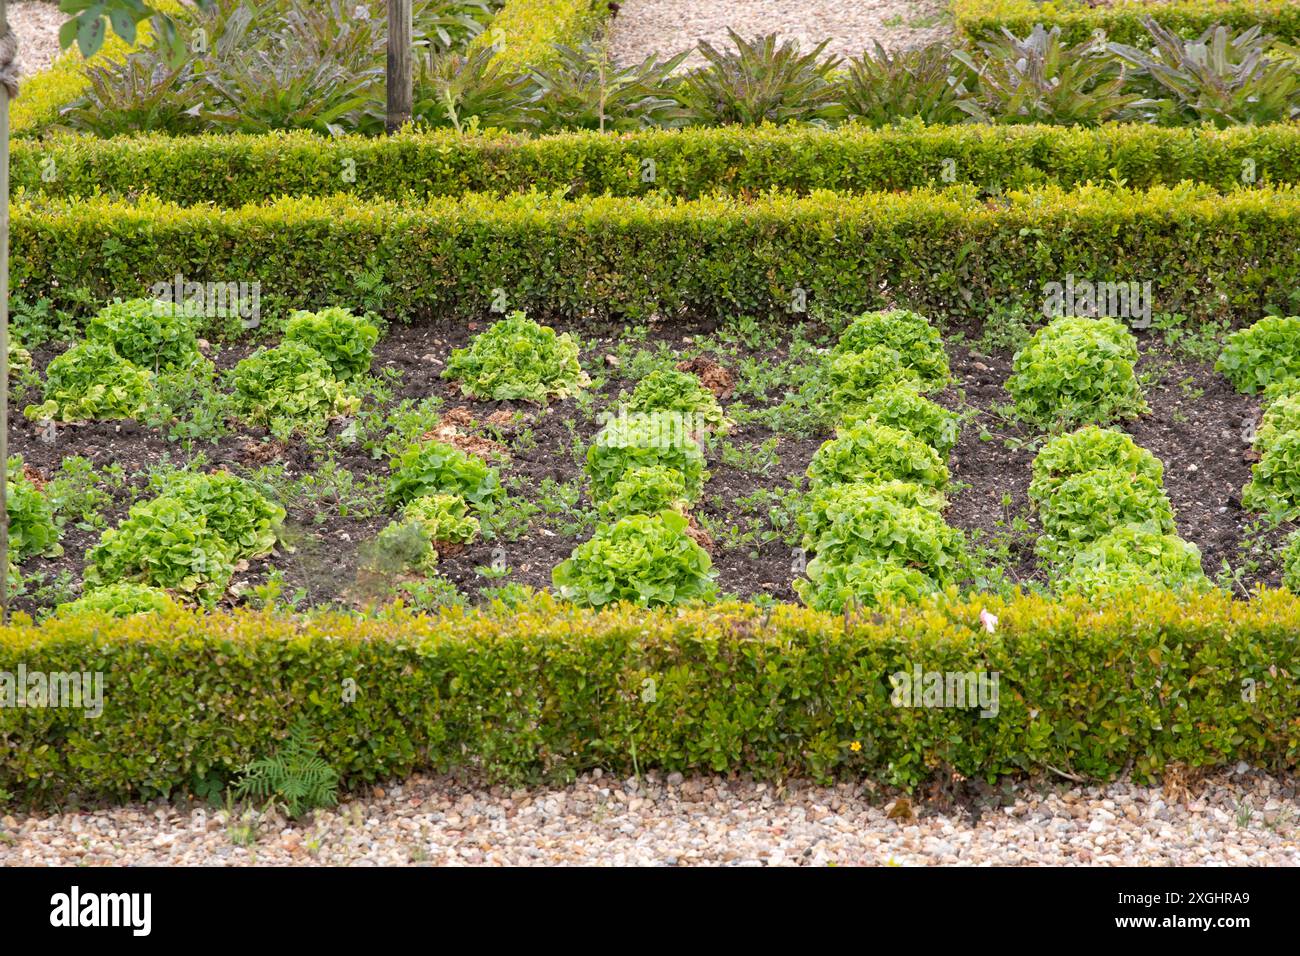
386;0;412;132
0;0;11;622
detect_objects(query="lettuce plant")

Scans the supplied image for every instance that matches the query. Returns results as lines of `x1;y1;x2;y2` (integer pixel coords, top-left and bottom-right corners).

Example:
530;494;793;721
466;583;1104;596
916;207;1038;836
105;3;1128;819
1217;316;1300;394
839;383;959;454
85;496;238;605
1053;522;1207;597
586;415;708;502
229;341;358;432
833;309;949;389
373;516;441;574
6;456;60;560
386;440;501;510
799;480;947;550
806;421;949;491
26;341;155;423
1254;393;1300;455
86;298;201;372
1008;316;1147;426
1035;466;1175;564
57;583;179;618
1242;430;1300;516
795;556;939;612
599;465;690;520
1282;531;1300;592
444;311;587;403
827;346;921;409
400;494;480;545
1029;425;1164;505
552;510;717;608
624;368;729;434
156;470;285;559
283;306;380;382
801;494;966;582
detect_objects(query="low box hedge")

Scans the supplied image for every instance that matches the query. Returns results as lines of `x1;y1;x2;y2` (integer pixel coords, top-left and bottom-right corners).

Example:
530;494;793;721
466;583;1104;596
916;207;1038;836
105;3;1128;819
15;123;1300;206
1;589;1297;804
953;0;1300;45
13;182;1300;324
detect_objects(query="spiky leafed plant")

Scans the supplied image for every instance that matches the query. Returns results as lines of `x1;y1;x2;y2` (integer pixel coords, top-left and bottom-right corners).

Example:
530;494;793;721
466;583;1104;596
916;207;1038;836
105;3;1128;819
413;45;540;132
952;25;1148;126
1110;17;1300;127
677;29;843;126
531;37;689;132
200;0;385;134
61;48;206;135
838;40;973;126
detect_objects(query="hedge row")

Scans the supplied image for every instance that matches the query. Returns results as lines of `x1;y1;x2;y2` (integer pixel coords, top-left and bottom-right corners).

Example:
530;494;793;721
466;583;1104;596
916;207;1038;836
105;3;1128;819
952;0;1300;44
467;0;605;72
12;183;1300;325
2;589;1298;803
15;123;1300;206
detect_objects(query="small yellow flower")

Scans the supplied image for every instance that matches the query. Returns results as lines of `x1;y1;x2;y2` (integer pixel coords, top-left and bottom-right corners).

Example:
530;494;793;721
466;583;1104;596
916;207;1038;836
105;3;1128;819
849;741;862;753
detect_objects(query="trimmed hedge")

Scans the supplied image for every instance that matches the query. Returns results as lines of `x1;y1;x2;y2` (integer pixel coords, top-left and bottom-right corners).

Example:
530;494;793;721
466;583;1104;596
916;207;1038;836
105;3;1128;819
952;0;1300;45
16;123;1300;205
12;182;1300;324
468;0;604;72
1;589;1297;803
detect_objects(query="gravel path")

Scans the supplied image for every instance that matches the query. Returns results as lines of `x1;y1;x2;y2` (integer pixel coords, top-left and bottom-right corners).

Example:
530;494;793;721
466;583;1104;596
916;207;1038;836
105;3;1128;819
606;0;953;68
2;768;1296;866
11;1;64;76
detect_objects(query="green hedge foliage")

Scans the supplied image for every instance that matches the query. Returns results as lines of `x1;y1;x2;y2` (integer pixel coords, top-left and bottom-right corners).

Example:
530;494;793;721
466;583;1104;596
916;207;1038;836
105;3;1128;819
16;184;1296;325
953;0;1300;45
2;590;1297;803
21;124;1300;205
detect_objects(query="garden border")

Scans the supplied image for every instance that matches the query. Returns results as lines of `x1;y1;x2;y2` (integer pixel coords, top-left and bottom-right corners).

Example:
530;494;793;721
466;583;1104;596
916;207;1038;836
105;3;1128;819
951;0;1300;45
2;590;1296;803
15;123;1300;205
13;182;1300;324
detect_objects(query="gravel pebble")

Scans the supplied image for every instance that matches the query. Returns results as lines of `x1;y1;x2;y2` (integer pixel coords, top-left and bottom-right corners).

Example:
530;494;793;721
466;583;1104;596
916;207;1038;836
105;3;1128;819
11;1;66;76
1;770;1295;866
607;0;953;69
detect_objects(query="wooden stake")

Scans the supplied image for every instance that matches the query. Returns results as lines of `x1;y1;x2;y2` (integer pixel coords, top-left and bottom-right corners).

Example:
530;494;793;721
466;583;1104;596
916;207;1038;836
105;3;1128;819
386;0;412;132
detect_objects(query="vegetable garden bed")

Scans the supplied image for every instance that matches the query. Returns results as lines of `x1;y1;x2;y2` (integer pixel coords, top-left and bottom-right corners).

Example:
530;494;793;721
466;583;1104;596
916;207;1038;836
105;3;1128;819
2;304;1293;619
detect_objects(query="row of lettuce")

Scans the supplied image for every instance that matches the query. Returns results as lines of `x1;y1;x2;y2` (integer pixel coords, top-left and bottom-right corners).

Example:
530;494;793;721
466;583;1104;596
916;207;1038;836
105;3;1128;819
2;591;1298;802
24;8;1300;139
13;184;1300;326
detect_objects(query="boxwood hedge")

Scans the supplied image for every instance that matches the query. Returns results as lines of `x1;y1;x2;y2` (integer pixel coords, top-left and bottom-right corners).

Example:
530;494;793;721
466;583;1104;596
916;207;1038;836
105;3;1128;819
953;0;1300;45
14;183;1300;324
1;589;1297;804
16;123;1300;205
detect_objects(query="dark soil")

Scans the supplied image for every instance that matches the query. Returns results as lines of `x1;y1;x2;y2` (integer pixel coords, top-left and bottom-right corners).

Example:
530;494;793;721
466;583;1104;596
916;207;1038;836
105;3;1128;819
7;315;1289;617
